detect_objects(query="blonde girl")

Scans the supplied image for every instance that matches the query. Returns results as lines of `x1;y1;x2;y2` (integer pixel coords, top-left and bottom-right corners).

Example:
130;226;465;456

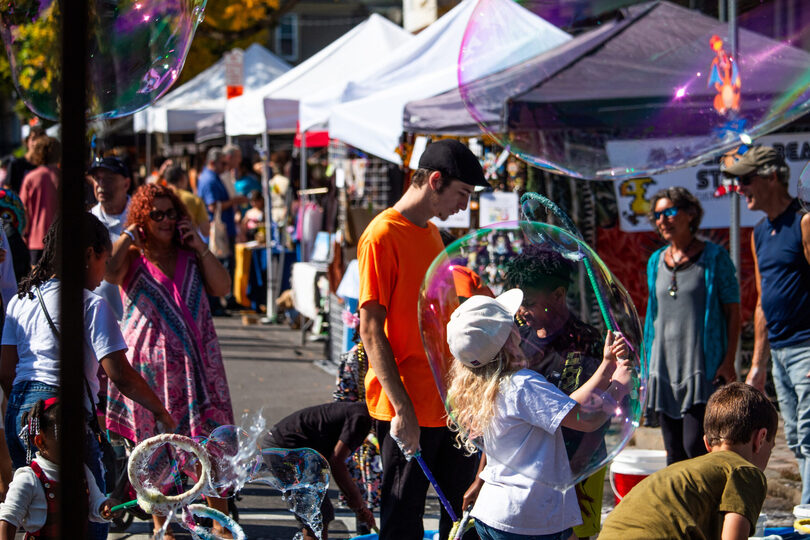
445;290;632;540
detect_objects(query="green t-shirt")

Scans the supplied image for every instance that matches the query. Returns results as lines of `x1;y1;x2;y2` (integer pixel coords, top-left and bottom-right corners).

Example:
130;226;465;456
599;451;766;540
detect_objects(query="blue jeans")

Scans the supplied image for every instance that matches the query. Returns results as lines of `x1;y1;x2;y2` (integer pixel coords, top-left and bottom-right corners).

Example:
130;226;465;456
475;522;573;540
5;381;109;539
5;381;58;468
772;340;810;504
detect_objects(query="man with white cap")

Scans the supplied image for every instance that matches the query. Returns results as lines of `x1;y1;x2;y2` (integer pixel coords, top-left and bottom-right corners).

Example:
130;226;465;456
358;139;489;539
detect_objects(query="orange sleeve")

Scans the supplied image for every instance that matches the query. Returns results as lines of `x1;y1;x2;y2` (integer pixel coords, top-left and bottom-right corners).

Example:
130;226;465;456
358;229;397;311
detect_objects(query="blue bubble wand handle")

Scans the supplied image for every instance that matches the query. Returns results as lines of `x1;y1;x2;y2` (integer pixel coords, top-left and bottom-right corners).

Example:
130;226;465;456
414;451;458;522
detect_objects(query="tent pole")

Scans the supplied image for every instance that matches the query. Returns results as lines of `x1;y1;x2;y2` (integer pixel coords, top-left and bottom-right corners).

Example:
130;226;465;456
301;130;308;191
728;0;742;374
261;131;277;322
145;131;152;179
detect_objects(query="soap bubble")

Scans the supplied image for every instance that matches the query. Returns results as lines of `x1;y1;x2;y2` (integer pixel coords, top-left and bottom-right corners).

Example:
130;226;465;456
0;0;206;120
459;0;810;180
252;447;330;538
419;220;645;490
799;162;810;213
199;425;261;494
128;439;200;514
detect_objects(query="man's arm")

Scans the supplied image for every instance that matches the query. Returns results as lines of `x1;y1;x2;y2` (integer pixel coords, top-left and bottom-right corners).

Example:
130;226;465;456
721;512;751;540
329;440;376;530
746;233;770;391
359;301;420;455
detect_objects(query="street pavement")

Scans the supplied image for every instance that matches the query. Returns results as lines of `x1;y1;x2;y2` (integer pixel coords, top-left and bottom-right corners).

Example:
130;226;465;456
109;315;803;538
109;316;442;539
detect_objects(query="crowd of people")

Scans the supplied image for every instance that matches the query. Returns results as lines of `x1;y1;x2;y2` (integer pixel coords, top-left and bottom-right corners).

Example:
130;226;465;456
0;128;803;540
0;131;293;538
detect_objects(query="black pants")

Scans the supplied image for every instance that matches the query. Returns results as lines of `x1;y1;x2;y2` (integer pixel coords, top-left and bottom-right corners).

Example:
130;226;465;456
658;403;708;465
376;420;478;540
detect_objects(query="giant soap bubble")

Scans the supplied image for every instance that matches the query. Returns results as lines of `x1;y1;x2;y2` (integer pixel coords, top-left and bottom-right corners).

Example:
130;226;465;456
459;0;810;179
0;0;206;120
419;219;645;490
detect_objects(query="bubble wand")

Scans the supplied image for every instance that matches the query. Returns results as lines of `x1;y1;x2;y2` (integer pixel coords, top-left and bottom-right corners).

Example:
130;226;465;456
391;432;458;522
414;451;458;522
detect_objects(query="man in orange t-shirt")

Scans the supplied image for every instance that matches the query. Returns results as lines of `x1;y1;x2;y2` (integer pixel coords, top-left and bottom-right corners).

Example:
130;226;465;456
358;139;489;539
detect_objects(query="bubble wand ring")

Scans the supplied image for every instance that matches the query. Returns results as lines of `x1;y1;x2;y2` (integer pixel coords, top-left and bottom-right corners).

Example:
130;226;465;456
128;433;211;514
184;504;247;540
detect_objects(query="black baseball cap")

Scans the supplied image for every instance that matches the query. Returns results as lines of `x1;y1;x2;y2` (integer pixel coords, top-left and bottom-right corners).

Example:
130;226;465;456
418;139;488;187
88;156;130;178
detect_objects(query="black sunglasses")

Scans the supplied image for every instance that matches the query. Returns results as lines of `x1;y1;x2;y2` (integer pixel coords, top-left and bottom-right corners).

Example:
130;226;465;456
149;208;179;222
737;173;757;186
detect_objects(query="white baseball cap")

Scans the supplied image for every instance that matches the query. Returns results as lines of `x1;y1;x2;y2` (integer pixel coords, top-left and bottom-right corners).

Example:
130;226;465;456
446;289;524;368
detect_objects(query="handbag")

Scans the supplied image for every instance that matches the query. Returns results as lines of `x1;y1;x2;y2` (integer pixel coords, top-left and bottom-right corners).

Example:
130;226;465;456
209;202;231;258
35;286;118;490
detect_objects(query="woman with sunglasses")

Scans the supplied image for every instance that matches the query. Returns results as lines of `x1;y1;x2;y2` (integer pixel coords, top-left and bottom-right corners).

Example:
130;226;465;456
104;184;234;538
643;186;741;465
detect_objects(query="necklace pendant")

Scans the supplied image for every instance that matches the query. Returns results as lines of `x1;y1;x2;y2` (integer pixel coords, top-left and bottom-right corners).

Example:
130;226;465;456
668;286;677;298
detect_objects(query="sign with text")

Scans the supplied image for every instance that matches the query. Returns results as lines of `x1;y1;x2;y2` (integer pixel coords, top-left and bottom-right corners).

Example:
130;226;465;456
608;133;810;232
479;191;520;229
431;204;471;229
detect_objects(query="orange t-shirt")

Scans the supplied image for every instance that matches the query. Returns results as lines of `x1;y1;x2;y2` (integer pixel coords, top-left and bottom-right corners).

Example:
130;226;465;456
358;208;446;427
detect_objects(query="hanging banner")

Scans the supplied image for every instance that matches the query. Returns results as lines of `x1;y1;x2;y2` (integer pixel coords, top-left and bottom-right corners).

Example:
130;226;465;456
608;132;809;232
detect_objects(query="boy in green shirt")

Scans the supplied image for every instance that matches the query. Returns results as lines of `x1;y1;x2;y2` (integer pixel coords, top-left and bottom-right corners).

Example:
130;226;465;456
599;382;777;540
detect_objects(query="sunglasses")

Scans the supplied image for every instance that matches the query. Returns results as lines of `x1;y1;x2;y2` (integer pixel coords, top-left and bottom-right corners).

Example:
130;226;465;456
737;174;757;186
149;208;179;222
653;207;679;221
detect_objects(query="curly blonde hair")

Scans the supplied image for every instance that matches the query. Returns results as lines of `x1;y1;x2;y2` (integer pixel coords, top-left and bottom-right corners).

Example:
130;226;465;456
445;346;525;455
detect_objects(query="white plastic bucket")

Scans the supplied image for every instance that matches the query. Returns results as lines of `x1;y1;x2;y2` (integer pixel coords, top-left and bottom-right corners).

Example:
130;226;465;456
609;449;668;504
794;504;810;534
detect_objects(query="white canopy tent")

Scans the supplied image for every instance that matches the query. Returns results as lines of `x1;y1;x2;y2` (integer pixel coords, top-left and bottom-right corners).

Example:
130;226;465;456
225;14;412;136
133;43;291;134
325;0;571;163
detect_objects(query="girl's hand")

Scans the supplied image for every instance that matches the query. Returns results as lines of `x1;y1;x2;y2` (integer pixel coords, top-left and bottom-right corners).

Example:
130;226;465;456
155;410;177;434
602;330;630;362
177;217;204;253
100;499;120;520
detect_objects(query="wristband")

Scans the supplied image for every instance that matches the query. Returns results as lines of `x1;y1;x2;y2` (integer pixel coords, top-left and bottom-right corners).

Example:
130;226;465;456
123;229;136;243
198;248;211;259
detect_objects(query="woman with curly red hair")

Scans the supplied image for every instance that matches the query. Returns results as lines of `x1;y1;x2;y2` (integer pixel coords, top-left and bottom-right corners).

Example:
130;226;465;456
103;184;234;538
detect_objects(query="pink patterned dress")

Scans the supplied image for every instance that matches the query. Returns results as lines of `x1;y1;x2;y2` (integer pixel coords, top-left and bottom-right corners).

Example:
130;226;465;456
105;250;234;443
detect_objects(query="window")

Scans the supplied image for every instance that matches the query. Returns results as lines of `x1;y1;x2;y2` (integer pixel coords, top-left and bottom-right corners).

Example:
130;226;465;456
275;14;299;62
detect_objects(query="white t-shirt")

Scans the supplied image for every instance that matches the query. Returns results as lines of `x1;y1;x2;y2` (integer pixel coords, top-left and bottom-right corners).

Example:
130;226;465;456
1;279;127;405
471;369;582;535
0;226;16;308
91;200;129;320
0;454;106;531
